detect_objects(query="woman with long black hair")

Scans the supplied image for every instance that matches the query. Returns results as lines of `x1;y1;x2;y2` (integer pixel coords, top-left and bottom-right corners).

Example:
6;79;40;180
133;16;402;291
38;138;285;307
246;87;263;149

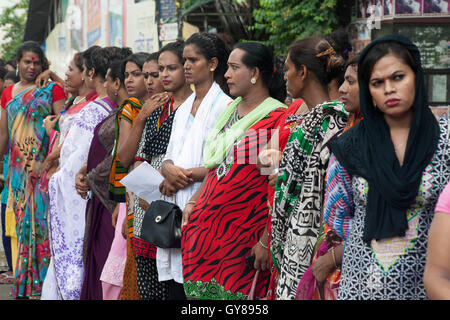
42;46;129;300
181;41;287;300
325;35;450;300
270;37;348;300
0;41;66;299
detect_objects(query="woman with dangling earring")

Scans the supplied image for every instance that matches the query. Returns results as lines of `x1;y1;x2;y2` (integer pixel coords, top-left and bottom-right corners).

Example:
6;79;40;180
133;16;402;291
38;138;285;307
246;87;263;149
181;41;288;300
42;46;132;300
40;51;98;189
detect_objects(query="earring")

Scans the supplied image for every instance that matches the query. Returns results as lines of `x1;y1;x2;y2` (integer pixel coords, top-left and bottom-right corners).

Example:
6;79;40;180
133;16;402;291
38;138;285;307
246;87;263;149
210;68;215;72
81;77;84;81
372;99;377;108
250;78;256;85
114;92;118;96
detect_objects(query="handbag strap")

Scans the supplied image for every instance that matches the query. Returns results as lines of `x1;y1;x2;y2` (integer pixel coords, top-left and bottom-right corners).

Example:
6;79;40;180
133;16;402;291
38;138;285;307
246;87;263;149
247;270;260;300
160;194;176;204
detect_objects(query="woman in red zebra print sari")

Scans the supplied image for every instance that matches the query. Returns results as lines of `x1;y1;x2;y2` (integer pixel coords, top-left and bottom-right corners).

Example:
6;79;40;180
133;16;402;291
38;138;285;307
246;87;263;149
181;42;287;300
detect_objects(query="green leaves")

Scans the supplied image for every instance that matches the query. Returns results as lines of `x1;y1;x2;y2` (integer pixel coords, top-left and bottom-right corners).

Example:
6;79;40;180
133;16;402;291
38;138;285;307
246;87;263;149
251;0;343;55
0;0;29;61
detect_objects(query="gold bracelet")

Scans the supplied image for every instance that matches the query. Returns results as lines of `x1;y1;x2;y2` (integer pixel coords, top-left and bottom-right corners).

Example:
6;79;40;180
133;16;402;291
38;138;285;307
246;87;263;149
186;201;196;206
258;239;268;250
331;247;338;269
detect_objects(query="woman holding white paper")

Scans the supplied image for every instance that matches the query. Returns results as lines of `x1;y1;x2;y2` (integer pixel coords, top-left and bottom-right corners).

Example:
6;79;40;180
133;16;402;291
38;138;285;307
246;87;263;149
158;32;232;299
131;41;193;300
109;52;167;300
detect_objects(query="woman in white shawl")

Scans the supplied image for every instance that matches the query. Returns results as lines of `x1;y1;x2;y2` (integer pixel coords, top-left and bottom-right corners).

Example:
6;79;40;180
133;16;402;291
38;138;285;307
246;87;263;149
42;46;132;300
159;32;232;299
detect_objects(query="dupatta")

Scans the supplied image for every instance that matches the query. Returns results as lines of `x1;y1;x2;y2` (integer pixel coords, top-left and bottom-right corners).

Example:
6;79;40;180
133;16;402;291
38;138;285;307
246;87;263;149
203;96;286;169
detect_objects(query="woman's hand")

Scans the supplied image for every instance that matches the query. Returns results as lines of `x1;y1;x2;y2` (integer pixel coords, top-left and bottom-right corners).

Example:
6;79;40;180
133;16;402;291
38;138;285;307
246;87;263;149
137;92;170;121
182;202;195;228
121;216;128;239
75;172;89;199
36;70;52;88
251;239;271;272
161;163;193;191
40;157;56;177
257;149;282;176
111;203;120;228
312;251;335;284
139;197;150;211
42;115;59;137
268;171;278;187
159;179;176;197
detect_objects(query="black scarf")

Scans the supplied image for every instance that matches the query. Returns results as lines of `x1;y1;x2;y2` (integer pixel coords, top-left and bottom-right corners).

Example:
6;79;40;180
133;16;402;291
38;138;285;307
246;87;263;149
329;34;440;243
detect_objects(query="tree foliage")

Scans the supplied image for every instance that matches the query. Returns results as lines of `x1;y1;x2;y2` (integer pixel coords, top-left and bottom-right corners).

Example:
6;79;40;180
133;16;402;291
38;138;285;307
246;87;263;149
252;0;349;55
0;0;29;61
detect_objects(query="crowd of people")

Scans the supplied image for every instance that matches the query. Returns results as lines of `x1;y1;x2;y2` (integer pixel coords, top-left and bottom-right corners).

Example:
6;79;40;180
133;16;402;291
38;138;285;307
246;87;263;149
0;29;449;301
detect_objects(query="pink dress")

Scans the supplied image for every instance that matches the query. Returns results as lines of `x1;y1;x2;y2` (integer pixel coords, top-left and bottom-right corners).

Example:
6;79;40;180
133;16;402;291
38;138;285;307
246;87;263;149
435;182;450;214
100;202;127;299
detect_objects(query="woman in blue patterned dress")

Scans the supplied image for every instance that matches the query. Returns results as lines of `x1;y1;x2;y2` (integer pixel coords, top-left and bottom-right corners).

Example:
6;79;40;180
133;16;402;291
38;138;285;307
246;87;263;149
324;35;450;299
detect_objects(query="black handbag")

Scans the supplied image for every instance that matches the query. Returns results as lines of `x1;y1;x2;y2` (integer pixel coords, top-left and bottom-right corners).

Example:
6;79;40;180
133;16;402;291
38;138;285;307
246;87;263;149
140;199;182;248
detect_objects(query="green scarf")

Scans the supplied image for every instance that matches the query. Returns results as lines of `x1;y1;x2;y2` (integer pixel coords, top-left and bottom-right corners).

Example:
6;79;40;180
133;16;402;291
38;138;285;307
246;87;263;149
203;96;286;169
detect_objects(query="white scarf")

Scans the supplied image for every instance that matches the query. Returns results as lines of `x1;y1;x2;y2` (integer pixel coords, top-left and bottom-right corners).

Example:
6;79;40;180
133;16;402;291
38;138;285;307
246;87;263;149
157;82;231;283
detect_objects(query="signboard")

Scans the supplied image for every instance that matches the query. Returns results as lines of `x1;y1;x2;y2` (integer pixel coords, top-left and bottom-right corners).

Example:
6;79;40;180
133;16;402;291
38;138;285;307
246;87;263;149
87;0;102;47
160;0;177;20
127;0;159;53
108;0;123;46
356;0;450;18
397;25;450;69
66;0;83;51
423;0;450;15
159;22;178;41
395;0;423;15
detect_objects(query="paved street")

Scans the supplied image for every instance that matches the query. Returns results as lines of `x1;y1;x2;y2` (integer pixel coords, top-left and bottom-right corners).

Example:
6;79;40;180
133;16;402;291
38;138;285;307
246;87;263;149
0;284;13;300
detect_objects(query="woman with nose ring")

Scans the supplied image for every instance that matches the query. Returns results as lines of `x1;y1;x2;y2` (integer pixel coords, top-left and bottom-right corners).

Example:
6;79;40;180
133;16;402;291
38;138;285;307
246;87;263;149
40;51;98;192
326;35;450;300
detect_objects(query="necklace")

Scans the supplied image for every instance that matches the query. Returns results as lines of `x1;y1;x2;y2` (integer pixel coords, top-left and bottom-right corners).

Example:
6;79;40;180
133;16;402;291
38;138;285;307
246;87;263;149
13;82;36;97
73;96;86;105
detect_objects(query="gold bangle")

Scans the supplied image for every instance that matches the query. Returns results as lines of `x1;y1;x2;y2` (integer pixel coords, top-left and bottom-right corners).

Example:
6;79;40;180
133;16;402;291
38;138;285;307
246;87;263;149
331;247;338;269
186;201;196;206
258;239;268;250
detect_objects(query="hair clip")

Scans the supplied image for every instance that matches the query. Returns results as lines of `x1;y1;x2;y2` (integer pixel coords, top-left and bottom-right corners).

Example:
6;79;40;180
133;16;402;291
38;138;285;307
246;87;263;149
316;47;335;58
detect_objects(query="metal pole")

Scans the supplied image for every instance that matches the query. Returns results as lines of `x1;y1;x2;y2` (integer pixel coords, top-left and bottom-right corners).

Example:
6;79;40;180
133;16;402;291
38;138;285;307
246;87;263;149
177;0;183;39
